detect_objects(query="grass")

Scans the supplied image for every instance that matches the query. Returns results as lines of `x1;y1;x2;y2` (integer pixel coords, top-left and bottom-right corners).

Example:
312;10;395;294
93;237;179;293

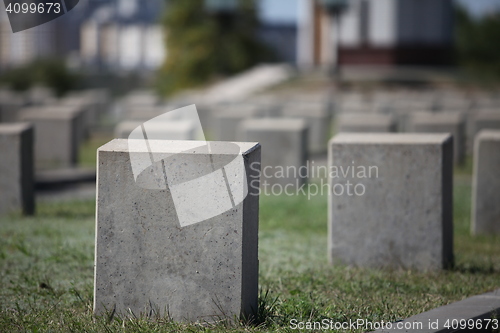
1;178;499;332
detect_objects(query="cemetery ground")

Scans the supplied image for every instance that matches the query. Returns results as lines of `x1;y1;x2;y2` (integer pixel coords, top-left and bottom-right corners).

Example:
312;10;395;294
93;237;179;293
0;161;499;332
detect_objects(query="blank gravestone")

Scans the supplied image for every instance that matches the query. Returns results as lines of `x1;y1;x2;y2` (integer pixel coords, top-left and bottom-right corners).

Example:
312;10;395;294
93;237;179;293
0;123;34;216
466;110;500;154
328;133;454;270
282;101;331;154
239;118;308;188
21;107;80;169
409;112;465;165
0;90;26;123
212;104;263;141
59;93;99;137
472;130;500;235
471;110;500;137
336;113;396;133
94;139;260;322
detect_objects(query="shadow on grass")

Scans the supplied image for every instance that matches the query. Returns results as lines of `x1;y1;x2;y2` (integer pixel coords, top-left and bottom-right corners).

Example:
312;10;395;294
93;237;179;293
36;200;95;219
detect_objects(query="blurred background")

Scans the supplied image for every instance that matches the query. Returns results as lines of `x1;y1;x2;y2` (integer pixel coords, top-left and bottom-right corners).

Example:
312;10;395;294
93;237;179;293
1;0;500;198
0;0;499;93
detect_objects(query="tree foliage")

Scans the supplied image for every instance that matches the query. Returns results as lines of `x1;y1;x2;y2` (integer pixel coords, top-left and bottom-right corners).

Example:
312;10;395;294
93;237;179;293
456;5;500;79
157;0;275;96
0;58;78;96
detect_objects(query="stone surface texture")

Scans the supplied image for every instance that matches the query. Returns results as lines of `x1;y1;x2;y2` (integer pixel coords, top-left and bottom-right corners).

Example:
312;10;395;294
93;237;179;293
94;139;260;322
328;133;454;270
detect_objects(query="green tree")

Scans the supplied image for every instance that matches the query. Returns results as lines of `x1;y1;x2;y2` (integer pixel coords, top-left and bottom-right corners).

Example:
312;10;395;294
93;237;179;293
157;0;275;96
456;5;500;79
0;58;78;96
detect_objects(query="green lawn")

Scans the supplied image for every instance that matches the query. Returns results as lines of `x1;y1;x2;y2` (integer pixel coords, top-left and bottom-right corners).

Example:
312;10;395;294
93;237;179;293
0;180;499;332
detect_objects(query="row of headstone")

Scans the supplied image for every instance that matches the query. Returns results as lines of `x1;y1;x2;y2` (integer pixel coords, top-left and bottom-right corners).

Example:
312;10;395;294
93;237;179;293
114;91;329;188
336;90;500;162
0;88;110;169
93;128;500;322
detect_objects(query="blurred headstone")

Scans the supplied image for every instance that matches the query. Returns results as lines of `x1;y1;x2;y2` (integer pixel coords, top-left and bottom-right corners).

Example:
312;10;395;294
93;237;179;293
0;123;34;215
239;118;308;187
472;130;500;235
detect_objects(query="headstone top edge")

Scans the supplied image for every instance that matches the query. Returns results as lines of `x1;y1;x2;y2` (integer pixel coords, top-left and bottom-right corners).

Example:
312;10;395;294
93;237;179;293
330;133;452;145
21;107;81;119
0;122;33;134
98;139;260;156
240;118;308;131
476;129;500;141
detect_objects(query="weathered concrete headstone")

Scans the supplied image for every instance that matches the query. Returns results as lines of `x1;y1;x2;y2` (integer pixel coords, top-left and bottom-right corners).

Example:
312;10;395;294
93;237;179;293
239;118;308;187
328;133;454;270
471;130;500;235
21;107;80;169
282;101;331;154
0;123;34;215
409;112;465;165
337;113;396;133
94;139;260;322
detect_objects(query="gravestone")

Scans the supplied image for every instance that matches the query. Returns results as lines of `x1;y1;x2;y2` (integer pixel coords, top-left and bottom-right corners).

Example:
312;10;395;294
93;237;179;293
212;104;263;141
471;110;500;137
282;101;331;154
121;90;161;114
126;106;169;121
0;90;26;122
27;86;56;106
94;139;260;322
467;110;500;154
21;107;80;169
409;112;465;165
239;118;308;188
337;113;396;133
471;130;500;235
59;93;100;134
114;120;197;140
0;123;34;215
328;133;454;270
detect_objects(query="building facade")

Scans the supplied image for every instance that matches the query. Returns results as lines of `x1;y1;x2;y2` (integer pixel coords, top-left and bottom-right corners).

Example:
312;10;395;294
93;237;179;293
297;0;455;68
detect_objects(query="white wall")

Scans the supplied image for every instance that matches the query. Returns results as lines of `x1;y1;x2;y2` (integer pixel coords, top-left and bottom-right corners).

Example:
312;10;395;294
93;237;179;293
368;0;397;46
296;0;315;69
118;25;143;70
339;0;361;47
